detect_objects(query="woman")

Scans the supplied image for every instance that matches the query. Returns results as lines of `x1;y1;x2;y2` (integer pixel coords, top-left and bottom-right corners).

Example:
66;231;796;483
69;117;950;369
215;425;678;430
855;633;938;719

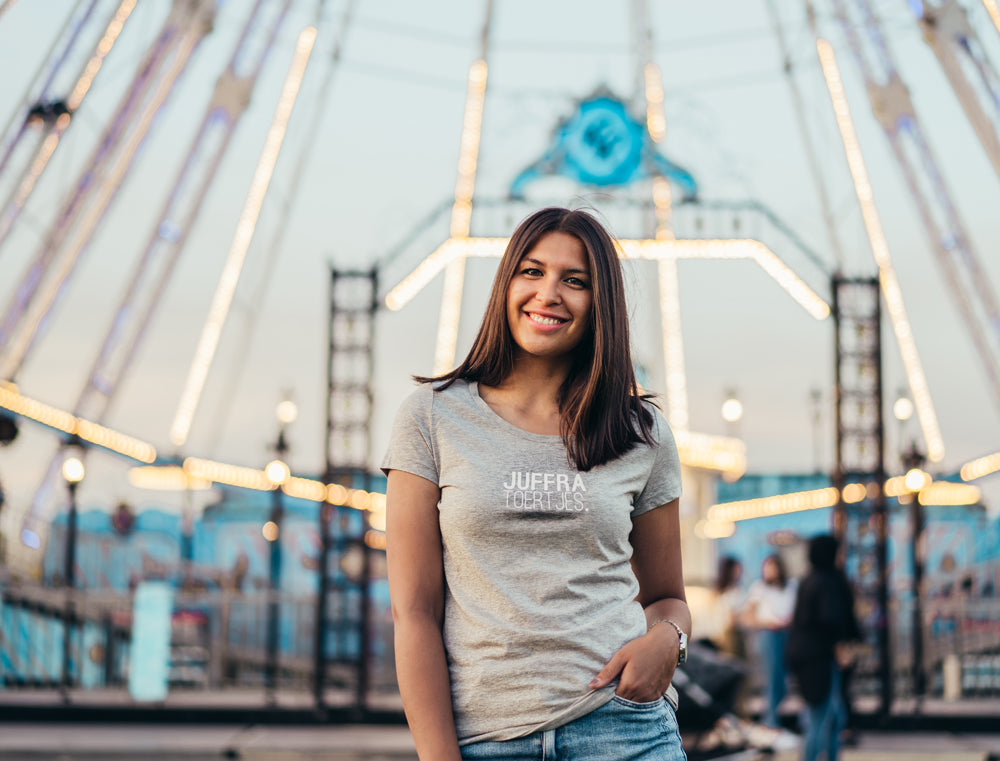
383;207;690;761
785;535;860;761
743;554;796;727
696;556;744;656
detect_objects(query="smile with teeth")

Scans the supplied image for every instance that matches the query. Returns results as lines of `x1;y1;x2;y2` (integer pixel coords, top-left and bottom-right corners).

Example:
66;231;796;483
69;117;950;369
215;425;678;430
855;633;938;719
527;312;568;326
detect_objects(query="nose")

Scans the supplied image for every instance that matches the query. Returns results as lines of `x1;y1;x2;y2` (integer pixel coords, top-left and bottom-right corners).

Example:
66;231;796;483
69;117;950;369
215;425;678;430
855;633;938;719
535;275;561;304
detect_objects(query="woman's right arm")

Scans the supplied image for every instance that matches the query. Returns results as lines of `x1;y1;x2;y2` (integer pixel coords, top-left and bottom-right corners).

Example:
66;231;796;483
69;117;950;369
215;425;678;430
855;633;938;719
386;469;462;761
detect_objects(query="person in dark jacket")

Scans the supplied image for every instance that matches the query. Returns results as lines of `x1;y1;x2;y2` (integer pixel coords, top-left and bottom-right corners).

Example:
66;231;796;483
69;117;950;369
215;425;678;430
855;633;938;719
785;534;861;761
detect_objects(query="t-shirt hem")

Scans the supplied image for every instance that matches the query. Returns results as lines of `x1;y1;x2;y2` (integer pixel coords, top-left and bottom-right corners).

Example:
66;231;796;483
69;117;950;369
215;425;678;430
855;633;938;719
379;461;439;484
457;686;615;746
632;487;682;517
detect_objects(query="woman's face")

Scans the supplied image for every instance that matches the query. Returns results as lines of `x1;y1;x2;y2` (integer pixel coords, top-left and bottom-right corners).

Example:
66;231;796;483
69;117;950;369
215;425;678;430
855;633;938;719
506;231;593;363
762;557;778;583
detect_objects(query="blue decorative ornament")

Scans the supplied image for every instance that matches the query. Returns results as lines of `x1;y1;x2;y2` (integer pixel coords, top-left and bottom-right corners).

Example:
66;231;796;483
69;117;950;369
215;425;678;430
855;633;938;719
510;88;698;201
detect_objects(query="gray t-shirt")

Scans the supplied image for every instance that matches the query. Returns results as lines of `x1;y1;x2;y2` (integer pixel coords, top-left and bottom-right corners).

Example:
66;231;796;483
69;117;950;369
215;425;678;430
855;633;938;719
382;379;682;744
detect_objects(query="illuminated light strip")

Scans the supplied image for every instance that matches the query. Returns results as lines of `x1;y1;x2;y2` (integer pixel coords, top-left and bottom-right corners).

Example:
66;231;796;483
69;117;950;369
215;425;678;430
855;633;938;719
694;519;736;539
387;237;830;320
707;478;981;525
129;464;212;491
917;481;981;506
67;0;137;110
884;475;908;497
169;26;316;448
0;1;136;253
644;62;667;144
707;487;840;523
432;59;488;375
816;37;945;463
960;451;1000;480
433;257;467;374
659;257;688;431
365;530;387;550
0;382;156;462
385;237;506;310
621;239;830;319
983;0;1000;36
673;429;746;477
450;59;488;238
0;117;68;244
176;455;389;514
644;59;688;432
326;483;348;505
281;475;327;502
0;24;207;381
841;482;867;503
183;457;273;491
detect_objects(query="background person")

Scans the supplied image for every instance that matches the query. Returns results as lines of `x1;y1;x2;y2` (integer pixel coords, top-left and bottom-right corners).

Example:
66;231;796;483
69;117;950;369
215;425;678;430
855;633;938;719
785;535;861;761
383;207;690;761
742;554;797;728
696;556;745;658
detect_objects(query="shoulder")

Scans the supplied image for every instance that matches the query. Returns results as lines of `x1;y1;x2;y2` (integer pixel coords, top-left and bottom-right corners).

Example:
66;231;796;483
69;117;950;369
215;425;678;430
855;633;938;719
395;379;482;430
637;401;674;446
394;381;435;417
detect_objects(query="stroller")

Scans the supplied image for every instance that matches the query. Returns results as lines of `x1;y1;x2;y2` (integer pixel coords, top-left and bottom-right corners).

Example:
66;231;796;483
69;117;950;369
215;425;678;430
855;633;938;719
673;642;799;761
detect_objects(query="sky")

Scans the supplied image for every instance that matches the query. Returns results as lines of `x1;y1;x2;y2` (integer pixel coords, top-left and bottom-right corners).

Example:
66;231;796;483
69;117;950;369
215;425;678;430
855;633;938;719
1;0;999;544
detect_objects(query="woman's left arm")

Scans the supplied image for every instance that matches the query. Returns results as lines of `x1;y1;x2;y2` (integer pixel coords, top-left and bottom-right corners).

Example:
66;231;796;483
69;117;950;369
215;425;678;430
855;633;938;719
588;498;690;702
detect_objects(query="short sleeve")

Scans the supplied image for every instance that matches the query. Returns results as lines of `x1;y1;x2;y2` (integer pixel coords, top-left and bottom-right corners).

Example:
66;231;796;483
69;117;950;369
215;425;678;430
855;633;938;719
380;385;439;484
632;410;682;516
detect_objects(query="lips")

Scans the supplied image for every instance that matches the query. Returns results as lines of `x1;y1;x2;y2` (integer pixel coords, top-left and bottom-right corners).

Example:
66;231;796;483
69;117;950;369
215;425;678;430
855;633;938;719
526;311;568;326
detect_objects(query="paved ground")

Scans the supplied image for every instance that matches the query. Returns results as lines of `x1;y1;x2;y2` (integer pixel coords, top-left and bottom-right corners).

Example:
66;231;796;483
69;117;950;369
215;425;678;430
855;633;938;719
0;723;998;761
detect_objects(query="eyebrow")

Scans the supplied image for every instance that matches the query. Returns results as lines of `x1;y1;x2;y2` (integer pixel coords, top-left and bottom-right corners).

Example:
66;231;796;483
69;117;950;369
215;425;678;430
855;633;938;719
523;257;590;275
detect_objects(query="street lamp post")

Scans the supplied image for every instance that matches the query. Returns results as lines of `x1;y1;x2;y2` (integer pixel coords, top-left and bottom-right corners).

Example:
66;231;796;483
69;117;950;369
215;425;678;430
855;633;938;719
264;398;295;703
902;440;929;704
60;446;85;699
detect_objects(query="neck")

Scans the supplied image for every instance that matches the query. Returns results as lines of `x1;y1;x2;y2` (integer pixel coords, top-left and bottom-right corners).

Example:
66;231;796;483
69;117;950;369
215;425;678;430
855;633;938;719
500;353;573;400
477;354;576;435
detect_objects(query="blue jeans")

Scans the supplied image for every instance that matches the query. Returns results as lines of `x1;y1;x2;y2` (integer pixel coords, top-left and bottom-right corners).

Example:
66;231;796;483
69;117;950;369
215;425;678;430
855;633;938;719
461;695;686;761
802;666;845;761
759;627;788;727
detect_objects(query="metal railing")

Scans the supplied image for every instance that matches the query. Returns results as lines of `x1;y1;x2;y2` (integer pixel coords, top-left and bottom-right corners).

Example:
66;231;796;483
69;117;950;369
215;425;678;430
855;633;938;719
0;582;398;706
3;575;998;711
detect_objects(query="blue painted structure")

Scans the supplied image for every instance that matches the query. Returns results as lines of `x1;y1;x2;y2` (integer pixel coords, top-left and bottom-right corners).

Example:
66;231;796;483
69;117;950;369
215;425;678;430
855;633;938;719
509;90;698;201
1;474;391;688
714;473;1000;596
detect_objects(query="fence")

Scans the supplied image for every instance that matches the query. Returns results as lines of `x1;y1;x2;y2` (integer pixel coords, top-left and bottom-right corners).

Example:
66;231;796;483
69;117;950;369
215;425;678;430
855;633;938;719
0;582;398;707
3;577;998;711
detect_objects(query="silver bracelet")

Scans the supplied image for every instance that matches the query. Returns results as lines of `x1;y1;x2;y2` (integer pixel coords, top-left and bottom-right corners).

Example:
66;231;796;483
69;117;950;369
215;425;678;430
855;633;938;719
649;619;685;639
649;619;688;665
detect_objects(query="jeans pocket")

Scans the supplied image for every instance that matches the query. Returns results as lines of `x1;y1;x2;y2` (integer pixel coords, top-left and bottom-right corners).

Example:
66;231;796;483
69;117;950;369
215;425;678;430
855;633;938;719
611;695;665;710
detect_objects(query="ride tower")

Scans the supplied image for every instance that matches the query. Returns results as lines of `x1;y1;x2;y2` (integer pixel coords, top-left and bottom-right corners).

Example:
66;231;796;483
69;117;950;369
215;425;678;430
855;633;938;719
316;267;379;713
832;274;891;718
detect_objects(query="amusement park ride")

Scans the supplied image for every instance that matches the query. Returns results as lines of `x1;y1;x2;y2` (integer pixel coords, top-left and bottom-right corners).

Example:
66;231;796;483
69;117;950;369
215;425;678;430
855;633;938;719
0;0;1000;710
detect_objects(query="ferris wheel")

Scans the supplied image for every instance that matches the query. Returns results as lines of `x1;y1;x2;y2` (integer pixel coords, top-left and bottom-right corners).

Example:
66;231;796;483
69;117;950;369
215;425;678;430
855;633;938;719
0;0;998;579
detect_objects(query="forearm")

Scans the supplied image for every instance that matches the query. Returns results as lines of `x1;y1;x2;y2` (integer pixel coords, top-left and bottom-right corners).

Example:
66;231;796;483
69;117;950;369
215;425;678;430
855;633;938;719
643;596;691;637
394;614;462;761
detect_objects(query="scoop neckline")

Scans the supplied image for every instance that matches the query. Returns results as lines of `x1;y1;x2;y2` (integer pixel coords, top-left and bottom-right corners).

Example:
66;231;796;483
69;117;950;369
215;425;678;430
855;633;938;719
467;381;565;443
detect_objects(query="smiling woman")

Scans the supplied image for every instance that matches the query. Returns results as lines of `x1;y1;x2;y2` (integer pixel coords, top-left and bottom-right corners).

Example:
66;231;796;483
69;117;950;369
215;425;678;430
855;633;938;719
505;230;593;367
382;207;690;761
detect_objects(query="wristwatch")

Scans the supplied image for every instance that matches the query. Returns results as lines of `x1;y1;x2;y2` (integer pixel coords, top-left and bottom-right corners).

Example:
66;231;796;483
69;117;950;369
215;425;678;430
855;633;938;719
652;619;688;665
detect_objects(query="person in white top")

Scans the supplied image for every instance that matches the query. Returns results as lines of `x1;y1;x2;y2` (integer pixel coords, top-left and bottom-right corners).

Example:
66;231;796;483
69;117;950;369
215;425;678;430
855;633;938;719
742;554;797;727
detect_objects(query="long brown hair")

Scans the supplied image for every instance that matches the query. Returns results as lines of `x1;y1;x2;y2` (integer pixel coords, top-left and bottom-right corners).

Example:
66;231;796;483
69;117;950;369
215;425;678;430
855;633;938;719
420;207;654;471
